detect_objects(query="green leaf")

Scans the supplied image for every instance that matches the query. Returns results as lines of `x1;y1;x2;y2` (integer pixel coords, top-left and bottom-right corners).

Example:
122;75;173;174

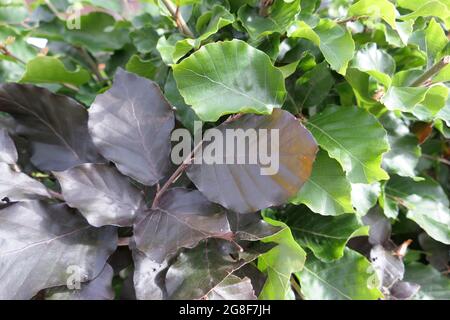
293;61;334;108
0;3;27;24
258;216;306;300
381;85;449;120
380;112;422;178
400;0;450;29
381;86;428;112
173;39;286;121
164;72;200;133
348;0;398;29
196;5;235;41
156;35;195;65
425;18;447;63
291;150;354;216
351;43;395;87
385;175;450;244
278;60;299;79
130;26;159;54
125;55;157;80
306;106;390;184
19;56;90;86
351;182;381;216
238;0;300;39
404;262;450;299
281;205;368;262
40;12;130;53
297;248;383;300
288;19;355;75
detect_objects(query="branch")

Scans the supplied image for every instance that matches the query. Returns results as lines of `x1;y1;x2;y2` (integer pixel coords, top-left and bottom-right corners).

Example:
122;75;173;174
0;43;25;65
336;15;368;24
259;0;273;17
75;46;108;83
151;142;201;209
411;56;450;87
161;0;194;38
422;154;450;166
47;189;65;201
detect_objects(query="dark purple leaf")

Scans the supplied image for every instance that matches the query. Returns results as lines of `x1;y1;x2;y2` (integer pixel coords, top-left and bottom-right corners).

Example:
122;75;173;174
0;128;17;164
165;239;261;300
45;264;114;300
389;280;420;300
54;163;146;227
227;211;282;241
370;245;405;290
132;249;167;300
186;109;317;213
134;188;231;263
0;163;51;201
418;233;450;272
0;84;103;171
88;69;175;186
206;275;256;300
0;201;117;299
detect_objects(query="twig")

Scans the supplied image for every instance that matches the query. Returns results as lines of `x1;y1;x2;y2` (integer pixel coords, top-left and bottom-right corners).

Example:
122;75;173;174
47;189;65;201
44;0;66;19
422;154;450;166
160;0;194;38
259;0;273;17
411;56;450;87
0;45;25;64
290;276;304;299
75;47;107;83
336;15;368;24
151;142;201;209
118;237;130;246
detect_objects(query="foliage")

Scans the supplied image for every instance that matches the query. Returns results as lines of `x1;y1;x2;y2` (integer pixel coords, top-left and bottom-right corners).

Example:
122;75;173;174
0;0;449;300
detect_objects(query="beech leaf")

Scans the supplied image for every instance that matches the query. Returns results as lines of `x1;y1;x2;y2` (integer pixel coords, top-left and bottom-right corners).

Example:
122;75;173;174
89;68;175;186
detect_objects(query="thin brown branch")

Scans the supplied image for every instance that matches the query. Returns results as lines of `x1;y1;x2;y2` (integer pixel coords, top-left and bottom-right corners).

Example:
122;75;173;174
0;45;25;64
259;0;273;17
336;15;368;24
47;189;65;201
118;237;131;246
151;142;200;209
422;154;450;166
412;56;450;87
161;0;194;38
290;276;304;299
75;47;107;83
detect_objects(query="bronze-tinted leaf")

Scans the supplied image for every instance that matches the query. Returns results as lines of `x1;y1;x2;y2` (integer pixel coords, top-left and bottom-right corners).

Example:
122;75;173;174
54;163;146;227
0;201;117;299
134;188;231;263
0;84;103;171
186;109;318;213
88;69;175;186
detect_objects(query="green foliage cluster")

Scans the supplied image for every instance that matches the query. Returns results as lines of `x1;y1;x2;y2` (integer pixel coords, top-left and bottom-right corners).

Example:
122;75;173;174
0;0;449;300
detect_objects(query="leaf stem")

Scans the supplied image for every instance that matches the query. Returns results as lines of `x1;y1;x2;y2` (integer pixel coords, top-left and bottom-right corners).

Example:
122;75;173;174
161;0;194;38
411;56;450;87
